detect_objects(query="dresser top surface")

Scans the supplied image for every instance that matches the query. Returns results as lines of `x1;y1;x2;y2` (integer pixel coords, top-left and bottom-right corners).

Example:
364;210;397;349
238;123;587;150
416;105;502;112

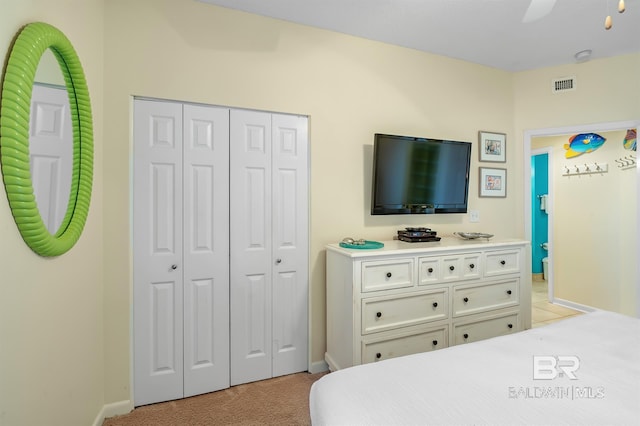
327;237;529;258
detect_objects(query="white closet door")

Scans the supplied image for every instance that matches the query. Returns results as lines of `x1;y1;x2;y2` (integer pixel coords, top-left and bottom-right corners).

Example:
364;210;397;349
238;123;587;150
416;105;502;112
229;109;273;385
229;110;309;385
182;104;230;396
29;84;73;234
271;114;309;377
133;100;184;405
134;100;308;402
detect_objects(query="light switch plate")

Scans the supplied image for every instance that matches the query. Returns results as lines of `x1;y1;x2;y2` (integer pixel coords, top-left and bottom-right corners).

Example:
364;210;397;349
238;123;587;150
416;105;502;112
470;210;480;223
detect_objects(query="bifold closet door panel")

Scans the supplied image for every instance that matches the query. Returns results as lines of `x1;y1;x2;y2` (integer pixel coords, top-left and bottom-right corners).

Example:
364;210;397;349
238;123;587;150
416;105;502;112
134;100;231;405
229;109;273;386
271;113;309;377
182;104;231;397
229;110;310;385
133;100;185;406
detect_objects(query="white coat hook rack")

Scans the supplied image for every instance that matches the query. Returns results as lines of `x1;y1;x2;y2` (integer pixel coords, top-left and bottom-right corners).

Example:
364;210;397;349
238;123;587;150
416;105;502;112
562;161;608;176
615;154;636;170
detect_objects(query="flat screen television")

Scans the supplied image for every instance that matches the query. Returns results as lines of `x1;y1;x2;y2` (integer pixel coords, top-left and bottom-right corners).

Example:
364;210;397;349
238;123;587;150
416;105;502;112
371;133;472;215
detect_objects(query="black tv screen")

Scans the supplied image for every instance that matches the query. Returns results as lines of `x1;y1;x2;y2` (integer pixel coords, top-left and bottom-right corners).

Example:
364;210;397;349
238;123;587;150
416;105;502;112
371;133;471;215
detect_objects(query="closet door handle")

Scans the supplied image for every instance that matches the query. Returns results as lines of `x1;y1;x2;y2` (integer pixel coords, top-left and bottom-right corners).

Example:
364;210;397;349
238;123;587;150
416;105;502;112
275;258;282;264
171;264;178;270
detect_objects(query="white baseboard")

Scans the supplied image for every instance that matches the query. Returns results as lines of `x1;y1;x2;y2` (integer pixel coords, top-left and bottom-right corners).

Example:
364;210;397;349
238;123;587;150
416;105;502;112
551;298;596;313
309;359;329;374
91;400;133;426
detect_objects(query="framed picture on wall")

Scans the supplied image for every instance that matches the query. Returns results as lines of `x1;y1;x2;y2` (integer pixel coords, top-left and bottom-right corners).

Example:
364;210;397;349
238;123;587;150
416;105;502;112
478;131;506;162
479;167;507;198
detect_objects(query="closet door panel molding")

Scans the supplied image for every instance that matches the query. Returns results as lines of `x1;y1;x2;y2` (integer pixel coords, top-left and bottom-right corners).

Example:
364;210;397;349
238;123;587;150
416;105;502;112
272;114;309;376
182;104;230;397
133;100;184;406
230;109;273;385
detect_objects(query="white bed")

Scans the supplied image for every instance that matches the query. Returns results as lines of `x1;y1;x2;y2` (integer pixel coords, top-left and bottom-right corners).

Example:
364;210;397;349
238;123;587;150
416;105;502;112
310;310;640;425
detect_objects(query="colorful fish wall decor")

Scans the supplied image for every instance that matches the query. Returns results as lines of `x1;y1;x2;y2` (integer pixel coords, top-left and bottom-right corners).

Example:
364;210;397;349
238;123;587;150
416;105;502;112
564;133;606;158
623;128;636;151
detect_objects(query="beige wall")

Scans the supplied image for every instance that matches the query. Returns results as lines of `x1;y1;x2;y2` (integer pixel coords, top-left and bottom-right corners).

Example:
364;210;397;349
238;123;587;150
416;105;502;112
532;129;637;315
0;1;105;426
102;0;517;405
514;55;640;131
515;55;639;318
1;0;638;423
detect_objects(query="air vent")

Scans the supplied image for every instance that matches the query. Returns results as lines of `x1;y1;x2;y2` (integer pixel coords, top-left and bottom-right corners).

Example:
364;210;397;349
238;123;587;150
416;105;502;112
552;76;576;93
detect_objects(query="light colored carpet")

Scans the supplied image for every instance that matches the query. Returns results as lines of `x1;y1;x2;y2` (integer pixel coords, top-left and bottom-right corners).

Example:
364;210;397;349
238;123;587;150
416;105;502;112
103;372;327;426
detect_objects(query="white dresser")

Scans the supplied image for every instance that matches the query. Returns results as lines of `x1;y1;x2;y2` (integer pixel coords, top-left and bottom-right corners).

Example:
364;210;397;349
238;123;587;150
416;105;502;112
325;237;531;371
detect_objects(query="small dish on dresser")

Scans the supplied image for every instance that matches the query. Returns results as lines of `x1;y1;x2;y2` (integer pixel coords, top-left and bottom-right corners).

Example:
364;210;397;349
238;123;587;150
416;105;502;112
454;232;494;240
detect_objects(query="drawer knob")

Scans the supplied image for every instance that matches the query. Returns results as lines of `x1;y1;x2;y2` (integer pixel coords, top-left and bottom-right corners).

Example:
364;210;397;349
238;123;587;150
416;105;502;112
506;290;512;295
449;265;455;271
428;267;434;273
386;272;392;278
463;333;469;339
463;297;469;303
432;302;438;308
508;323;513;329
432;340;438;346
376;311;382;318
376;352;382;359
469;263;475;269
500;260;506;265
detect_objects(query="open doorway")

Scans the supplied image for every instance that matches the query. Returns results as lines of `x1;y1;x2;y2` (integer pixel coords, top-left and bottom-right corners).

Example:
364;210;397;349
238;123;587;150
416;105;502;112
524;120;640;318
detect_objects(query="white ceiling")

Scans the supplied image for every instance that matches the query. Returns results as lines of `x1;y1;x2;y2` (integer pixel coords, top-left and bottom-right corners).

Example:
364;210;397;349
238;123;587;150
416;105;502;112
197;0;639;72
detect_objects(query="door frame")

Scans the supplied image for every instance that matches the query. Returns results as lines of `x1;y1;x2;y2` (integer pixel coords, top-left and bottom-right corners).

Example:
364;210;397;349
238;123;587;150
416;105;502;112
523;119;640;317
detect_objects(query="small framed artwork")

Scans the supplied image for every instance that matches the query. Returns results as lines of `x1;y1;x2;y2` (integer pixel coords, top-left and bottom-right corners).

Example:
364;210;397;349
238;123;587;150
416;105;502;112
479;167;507;198
478;131;506;162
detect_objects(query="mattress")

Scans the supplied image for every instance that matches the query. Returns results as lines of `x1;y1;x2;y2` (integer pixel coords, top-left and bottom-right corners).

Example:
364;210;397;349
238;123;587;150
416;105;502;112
310;310;640;425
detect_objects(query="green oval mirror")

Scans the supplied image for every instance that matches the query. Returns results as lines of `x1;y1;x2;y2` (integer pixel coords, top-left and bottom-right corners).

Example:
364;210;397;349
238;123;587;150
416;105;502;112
0;22;93;257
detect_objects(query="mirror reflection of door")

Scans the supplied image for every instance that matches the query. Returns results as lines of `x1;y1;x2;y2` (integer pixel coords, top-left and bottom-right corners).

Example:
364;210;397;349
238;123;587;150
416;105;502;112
29;83;73;234
29;49;73;234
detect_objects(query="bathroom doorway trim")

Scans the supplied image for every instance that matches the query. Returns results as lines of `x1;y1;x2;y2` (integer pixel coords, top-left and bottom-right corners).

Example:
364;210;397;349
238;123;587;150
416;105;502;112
523;119;640;318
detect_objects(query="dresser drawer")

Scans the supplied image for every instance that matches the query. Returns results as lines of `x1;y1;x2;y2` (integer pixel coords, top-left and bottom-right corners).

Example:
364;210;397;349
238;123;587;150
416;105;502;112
361;258;414;292
452;279;519;317
362;325;448;364
362;289;448;334
441;252;482;282
484;250;521;277
453;312;519;344
418;256;441;285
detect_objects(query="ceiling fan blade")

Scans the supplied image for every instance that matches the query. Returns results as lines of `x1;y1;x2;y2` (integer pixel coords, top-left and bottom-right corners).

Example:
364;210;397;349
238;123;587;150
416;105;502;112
522;0;557;23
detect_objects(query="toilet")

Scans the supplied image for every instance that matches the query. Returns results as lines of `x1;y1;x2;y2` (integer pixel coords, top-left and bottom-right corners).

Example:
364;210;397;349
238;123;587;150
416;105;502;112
541;242;549;281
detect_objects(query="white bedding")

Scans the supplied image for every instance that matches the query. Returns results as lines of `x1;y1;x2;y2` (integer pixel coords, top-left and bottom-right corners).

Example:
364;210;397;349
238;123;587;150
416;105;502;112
310;311;640;425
